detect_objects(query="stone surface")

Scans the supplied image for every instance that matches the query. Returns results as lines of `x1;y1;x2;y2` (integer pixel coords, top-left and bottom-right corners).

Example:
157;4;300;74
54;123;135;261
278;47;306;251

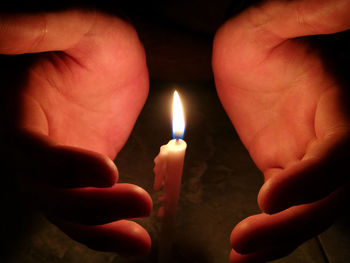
319;215;350;263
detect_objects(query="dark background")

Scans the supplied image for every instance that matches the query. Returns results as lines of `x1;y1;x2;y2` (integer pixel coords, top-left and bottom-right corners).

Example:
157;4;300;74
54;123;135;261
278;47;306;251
1;1;350;262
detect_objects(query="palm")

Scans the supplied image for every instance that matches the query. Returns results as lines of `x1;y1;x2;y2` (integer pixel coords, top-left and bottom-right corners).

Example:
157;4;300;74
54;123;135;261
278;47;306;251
214;22;345;175
18;17;148;159
1;10;153;256
213;4;350;261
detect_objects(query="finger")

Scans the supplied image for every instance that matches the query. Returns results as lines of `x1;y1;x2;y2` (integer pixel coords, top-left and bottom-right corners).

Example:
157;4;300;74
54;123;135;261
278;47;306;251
12;131;118;188
214;0;350;73
231;187;347;256
258;132;350;214
0;9;96;54
44;145;119;188
38;183;153;225
0;9;145;70
230;246;295;263
50;218;151;256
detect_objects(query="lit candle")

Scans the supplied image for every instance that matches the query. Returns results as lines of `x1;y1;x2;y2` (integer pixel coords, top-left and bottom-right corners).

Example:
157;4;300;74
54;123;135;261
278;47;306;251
153;90;187;262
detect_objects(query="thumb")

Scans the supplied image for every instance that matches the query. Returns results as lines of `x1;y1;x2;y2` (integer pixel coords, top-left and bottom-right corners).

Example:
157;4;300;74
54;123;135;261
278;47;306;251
258;88;350;214
258;131;350;214
0;9;96;54
253;0;350;39
9;131;118;189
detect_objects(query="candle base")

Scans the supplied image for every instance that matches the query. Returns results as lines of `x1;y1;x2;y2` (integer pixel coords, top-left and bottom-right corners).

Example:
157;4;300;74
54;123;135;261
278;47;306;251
158;228;173;263
154;139;187;263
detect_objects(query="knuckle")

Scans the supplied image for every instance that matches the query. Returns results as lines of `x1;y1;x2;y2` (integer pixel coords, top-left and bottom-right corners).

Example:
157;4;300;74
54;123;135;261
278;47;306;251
30;13;48;51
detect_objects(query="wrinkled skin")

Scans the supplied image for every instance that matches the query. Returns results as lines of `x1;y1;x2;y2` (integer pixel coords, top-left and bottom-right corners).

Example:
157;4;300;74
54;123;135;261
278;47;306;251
1;10;152;256
2;1;350;261
212;0;350;262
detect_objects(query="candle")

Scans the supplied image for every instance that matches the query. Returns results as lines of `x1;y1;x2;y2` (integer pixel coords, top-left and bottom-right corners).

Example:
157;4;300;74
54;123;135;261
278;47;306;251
153;90;187;262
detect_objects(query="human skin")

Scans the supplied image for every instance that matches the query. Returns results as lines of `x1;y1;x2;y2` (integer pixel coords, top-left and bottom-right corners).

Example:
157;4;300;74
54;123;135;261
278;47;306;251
2;1;350;261
212;0;350;262
0;10;152;255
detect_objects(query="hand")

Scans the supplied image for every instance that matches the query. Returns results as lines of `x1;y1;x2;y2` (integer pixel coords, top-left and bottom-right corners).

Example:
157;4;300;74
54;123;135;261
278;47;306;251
212;0;350;262
0;9;152;255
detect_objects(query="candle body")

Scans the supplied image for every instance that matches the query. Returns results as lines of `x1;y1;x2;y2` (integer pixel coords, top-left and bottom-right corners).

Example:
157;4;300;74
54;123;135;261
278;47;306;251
154;139;187;262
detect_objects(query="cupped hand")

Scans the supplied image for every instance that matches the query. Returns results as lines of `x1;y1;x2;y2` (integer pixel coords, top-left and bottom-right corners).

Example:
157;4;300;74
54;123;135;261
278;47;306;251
212;0;350;262
0;9;152;255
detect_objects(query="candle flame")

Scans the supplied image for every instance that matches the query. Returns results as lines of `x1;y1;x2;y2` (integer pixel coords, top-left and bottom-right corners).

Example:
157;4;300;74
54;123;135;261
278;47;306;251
172;90;185;139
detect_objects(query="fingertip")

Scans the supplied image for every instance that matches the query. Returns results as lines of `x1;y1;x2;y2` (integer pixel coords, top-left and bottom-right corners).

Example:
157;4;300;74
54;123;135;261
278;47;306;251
81;150;119;187
257;178;285;214
257;180;273;214
104;157;119;184
50;146;119;188
45;184;153;225
112;183;153;219
230;219;253;254
123;221;152;256
53;218;151;256
107;220;151;256
229;249;236;263
229;249;265;263
126;184;153;217
89;153;119;186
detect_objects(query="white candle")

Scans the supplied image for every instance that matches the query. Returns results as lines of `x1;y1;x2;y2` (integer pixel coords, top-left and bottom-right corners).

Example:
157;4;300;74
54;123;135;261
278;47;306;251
153;90;187;262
